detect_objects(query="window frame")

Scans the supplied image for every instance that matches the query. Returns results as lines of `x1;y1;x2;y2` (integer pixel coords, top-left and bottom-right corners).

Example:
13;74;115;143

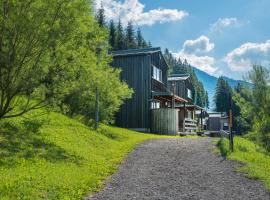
151;101;161;109
152;65;162;82
187;88;192;99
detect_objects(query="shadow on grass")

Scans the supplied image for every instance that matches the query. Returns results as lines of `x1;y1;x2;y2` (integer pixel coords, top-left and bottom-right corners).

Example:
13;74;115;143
216;138;230;159
98;126;128;141
0;118;82;167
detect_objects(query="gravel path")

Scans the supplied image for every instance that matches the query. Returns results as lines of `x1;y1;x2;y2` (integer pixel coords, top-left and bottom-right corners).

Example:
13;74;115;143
87;138;270;200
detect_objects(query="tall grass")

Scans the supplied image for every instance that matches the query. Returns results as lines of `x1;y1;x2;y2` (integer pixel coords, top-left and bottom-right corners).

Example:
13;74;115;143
216;137;270;191
0;111;167;199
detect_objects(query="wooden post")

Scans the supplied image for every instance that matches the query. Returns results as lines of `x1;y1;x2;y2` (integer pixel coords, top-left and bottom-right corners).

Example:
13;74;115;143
201;109;203;131
229;109;233;152
172;82;175;108
95;87;99;130
183;103;186;133
95;45;102;130
229;93;234;152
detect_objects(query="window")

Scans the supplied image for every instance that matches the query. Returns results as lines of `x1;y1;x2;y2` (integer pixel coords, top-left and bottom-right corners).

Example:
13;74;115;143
151;101;160;109
187;111;193;119
152;66;162;82
187;88;192;99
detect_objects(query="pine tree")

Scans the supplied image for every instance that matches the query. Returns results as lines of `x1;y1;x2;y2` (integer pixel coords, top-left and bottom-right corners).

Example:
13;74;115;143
136;28;143;48
214;77;232;114
141;40;148;48
96;5;106;27
109;20;116;49
125;21;136;49
205;91;209;109
148;41;152;48
115;19;125;50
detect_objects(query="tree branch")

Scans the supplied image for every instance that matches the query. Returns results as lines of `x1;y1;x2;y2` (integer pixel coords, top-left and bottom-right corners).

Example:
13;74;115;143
2;100;48;119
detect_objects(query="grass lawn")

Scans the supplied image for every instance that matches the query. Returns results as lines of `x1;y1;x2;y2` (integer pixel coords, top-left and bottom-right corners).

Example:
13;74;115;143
0;111;170;199
216;137;270;191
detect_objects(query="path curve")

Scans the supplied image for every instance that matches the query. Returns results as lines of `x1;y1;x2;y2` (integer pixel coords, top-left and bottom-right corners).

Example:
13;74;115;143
87;138;270;200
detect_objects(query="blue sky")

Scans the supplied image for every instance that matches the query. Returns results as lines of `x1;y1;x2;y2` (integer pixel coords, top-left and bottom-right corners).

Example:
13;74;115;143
95;0;270;80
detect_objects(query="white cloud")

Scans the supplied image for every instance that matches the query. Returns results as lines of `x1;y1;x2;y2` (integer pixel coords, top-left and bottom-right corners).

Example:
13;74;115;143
182;35;214;54
174;52;217;74
225;40;270;72
210;17;243;32
94;0;188;26
173;35;217;75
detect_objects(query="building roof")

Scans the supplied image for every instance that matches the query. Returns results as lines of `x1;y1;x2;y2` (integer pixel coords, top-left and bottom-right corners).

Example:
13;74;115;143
175;104;205;111
208;112;228;118
111;47;161;57
152;91;188;103
111;47;169;69
168;74;190;81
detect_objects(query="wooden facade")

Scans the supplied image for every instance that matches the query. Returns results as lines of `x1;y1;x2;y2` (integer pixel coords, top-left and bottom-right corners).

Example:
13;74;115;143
167;75;206;134
151;108;178;135
167;74;194;102
111;48;186;133
207;112;229;133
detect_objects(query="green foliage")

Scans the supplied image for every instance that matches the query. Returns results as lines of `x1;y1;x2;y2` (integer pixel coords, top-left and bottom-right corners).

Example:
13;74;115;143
96;5;106;27
0;110;167;199
205;91;209;109
214;77;232;113
101;16;150;50
0;0;132;124
216;137;230;157
233;65;270;150
0;0;83;119
115;19;126;50
232;83;253;134
109;20;116;50
248;65;270;150
216;137;270;191
125;21;137;49
136;28;148;48
163;49;208;108
62;65;133;124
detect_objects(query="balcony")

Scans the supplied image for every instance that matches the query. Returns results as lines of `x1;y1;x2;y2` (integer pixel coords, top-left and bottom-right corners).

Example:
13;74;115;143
152;78;167;92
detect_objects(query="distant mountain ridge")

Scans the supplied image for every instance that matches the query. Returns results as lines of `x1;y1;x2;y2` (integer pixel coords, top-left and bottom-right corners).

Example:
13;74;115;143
192;67;252;108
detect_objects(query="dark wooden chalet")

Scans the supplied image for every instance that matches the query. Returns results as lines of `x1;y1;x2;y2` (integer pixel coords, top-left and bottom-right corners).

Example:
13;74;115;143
168;74;205;134
176;104;206;134
111;48;187;134
207;112;229;136
168;74;193;102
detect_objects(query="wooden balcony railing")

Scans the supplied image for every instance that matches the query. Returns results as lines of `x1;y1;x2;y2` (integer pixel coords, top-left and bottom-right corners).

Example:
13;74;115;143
183;118;197;132
152;78;167;92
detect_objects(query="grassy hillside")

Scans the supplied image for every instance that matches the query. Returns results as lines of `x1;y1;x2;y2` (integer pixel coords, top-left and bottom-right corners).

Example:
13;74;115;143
0;111;168;199
216;137;270;191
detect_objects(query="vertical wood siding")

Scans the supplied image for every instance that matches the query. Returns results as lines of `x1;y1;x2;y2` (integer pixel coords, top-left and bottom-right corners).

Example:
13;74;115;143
168;80;186;99
151;108;178;135
208;117;221;131
111;50;170;133
168;79;193;102
111;54;152;130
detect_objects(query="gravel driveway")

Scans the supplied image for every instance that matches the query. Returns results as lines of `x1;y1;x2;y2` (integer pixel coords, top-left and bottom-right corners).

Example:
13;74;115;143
87;138;270;200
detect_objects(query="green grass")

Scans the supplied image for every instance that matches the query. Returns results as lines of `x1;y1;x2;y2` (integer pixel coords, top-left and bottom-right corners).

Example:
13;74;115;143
216;137;270;191
180;135;200;138
0;111;170;199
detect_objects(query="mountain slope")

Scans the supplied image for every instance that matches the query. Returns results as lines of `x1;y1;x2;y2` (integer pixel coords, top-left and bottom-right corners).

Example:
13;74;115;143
193;67;252;108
